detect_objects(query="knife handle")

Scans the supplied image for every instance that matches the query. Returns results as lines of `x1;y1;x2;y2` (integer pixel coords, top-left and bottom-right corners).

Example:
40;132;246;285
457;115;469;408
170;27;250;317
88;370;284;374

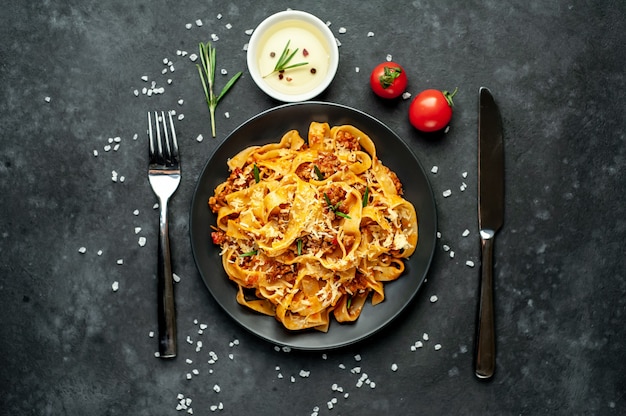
475;234;496;379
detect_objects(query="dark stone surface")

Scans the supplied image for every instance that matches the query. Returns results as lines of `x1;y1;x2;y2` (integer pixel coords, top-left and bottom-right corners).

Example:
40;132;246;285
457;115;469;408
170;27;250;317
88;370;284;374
1;0;624;414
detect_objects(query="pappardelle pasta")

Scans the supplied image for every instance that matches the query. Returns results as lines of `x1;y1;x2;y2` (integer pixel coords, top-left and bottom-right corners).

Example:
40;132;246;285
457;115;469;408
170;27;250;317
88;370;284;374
208;122;418;332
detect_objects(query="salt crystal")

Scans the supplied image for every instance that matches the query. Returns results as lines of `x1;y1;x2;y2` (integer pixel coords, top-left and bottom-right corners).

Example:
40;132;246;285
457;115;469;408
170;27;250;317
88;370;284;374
386;54;392;61
434;344;442;350
189;54;198;62
133;209;139;216
104;144;111;152
431;166;439;174
354;354;361;361
335;38;341;47
178;99;184;105
133;89;139;97
185;23;192;29
224;112;230;119
462;229;470;237
430;295;438;303
186;373;192;380
134;227;141;234
177;114;184;121
192;369;199;375
423;333;429;341
216;13;222;19
119;176;125;183
299;370;310;377
141;75;149;82
225;23;232;29
443;189;452;197
466;260;475;268
173;273;181;282
44;96;51;103
138;236;147;247
245;29;254;35
462;171;468;178
112;281;119;291
78;247;87;254
186;336;193;344
211;33;219;42
355;67;360;73
415;340;423;348
290;376;296;383
367;31;375;37
402;92;412;99
195;19;203;26
242;43;249;51
97;250;103;256
116;259;123;265
161;68;168;75
338;27;347;34
200;323;208;330
391;363;398;371
113;143;120;151
442;244;450;252
449;250;455;258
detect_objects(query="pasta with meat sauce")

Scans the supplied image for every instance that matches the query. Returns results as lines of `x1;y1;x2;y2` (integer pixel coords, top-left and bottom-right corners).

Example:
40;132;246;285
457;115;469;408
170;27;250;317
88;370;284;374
208;122;418;332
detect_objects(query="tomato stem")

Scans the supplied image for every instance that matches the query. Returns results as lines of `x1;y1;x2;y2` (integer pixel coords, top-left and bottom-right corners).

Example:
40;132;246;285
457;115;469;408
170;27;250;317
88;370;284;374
379;66;403;89
443;87;458;107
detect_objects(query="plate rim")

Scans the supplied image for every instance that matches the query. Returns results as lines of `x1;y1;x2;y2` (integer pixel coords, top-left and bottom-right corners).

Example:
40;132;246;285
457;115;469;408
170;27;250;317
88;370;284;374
189;101;437;350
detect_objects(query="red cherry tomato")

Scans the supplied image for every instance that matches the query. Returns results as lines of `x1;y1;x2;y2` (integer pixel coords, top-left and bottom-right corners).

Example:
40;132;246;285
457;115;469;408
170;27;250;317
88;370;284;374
409;88;458;132
369;62;408;99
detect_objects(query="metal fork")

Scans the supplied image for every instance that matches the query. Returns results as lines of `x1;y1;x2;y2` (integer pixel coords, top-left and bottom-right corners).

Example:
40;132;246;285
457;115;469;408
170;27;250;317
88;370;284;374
148;111;180;358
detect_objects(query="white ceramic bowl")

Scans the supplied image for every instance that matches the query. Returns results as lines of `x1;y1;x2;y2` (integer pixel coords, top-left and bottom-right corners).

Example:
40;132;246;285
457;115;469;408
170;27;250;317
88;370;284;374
247;10;339;102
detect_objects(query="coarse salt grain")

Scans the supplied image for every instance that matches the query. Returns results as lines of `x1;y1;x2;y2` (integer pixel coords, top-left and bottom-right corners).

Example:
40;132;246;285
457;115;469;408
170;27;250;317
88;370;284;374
402;92;412;99
386;54;392;61
149;331;154;337
134;227;141;234
430;295;438;303
354;354;362;361
185;23;192;29
189;54;198;62
224;112;230;119
195;19;203;26
116;259;124;265
423;333;429;341
133;209;140;215
391;363;398;371
173;273;181;282
177;114;184;121
462;229;470;237
44;96;51;102
462;171;468;178
245;29;254;35
443;189;452;197
434;344;442;350
299;370;310;377
97;250;103;256
133;89;139;97
141;75;149;82
466;260;475;268
196;134;204;143
104;144;111;152
355;66;360;73
431;166;439;174
449;250;455;258
78;247;87;254
216;13;222;19
138;236;147;247
112;281;119;291
338;27;347;34
211;33;219;42
367;31;375;37
442;244;450;251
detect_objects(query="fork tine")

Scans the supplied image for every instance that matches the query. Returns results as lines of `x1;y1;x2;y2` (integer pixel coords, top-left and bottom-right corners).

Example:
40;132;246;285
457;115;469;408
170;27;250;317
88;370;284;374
148;112;156;161
166;111;179;161
155;111;164;163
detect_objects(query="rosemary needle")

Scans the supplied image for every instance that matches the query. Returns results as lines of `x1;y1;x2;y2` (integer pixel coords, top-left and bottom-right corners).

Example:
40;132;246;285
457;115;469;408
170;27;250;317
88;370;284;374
197;41;242;137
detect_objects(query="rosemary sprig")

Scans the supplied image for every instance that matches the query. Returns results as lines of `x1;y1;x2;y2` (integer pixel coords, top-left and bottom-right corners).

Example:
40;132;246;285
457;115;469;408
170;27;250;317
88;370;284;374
239;249;258;257
323;192;351;219
197;41;242;137
263;40;308;78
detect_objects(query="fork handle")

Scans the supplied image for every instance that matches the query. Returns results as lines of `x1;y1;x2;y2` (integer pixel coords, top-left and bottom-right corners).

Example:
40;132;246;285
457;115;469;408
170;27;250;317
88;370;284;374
157;198;177;358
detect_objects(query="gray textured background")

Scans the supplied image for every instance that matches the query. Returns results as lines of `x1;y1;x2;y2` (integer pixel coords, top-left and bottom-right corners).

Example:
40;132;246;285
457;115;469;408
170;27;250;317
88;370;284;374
1;0;624;415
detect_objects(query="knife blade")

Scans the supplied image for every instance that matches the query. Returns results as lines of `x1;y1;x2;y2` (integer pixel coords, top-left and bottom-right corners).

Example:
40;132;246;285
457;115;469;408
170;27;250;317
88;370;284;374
475;87;504;379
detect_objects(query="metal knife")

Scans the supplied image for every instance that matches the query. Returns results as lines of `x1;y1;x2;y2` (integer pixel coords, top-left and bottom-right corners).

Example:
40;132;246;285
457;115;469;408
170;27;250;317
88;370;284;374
475;87;504;379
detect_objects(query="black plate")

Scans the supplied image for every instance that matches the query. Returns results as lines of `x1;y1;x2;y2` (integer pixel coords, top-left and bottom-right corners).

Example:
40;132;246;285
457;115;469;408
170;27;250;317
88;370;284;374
190;102;437;350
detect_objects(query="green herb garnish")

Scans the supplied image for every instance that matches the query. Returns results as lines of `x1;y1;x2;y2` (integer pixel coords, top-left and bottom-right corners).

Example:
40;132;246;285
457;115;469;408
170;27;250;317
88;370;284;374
197;42;243;137
239;249;258;257
347;296;352;309
253;163;260;183
362;186;370;207
323;192;351;219
313;165;325;180
297;238;303;256
263;40;308;78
